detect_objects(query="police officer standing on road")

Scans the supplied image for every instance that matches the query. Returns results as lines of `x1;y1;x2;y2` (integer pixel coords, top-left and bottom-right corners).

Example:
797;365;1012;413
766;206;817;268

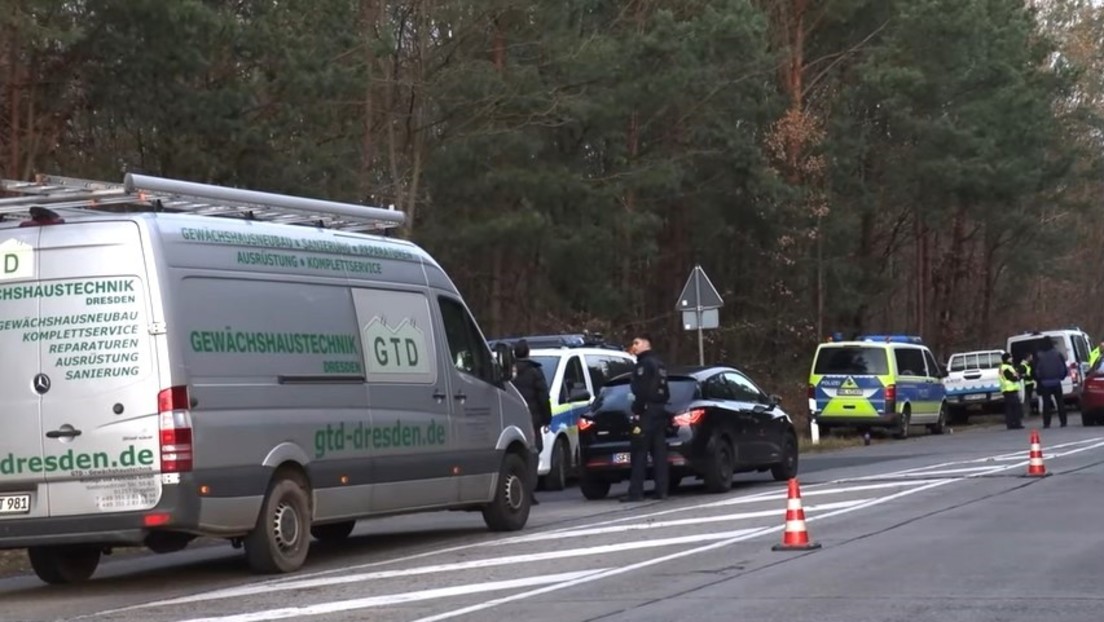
1035;339;1069;428
511;339;552;506
624;333;670;503
1019;353;1036;417
999;353;1024;430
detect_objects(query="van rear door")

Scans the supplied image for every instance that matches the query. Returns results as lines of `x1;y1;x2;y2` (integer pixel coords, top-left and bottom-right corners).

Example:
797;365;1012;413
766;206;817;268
0;228;48;520
35;222;163;517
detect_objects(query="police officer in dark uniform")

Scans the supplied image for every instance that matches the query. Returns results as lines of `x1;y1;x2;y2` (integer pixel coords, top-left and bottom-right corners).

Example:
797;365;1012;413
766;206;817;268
623;333;670;503
511;340;551;506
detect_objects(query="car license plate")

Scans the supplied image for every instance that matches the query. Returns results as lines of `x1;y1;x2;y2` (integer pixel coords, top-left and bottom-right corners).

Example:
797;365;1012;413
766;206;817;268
0;494;30;514
965;394;986;401
837;388;863;396
612;452;631;464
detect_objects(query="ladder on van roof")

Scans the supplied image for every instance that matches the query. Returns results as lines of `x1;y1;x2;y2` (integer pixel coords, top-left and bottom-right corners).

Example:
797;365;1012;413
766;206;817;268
0;173;406;232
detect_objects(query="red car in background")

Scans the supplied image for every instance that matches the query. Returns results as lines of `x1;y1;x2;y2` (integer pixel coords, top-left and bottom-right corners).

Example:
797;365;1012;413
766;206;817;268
1081;359;1104;426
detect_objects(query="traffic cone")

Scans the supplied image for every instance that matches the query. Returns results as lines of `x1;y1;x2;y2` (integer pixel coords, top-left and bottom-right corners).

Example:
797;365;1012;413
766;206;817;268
1024;429;1049;478
772;478;822;551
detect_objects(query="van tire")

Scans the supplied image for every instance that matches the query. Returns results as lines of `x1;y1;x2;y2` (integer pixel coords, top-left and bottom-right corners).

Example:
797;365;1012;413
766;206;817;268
928;405;948;435
482;452;530;532
894;408;911;440
311;520;356;542
544;438;568;491
28;545;101;585
703;435;735;493
245;473;312;574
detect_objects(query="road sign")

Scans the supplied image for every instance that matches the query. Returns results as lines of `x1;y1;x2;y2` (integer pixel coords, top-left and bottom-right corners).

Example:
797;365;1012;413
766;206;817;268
677;265;724;310
676;265;724;366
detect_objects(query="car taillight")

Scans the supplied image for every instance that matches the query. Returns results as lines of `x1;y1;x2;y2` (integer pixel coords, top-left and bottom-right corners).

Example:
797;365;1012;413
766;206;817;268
1070;363;1081;384
672;408;706;427
578;417;594;431
157;386;193;473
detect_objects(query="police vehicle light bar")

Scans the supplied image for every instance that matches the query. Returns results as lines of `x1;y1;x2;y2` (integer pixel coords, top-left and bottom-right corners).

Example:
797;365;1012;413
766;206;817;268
488;333;621;351
859;334;923;344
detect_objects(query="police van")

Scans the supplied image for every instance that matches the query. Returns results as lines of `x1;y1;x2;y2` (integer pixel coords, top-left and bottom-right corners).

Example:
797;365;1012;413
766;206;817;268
488;334;635;490
0;173;536;584
809;335;948;439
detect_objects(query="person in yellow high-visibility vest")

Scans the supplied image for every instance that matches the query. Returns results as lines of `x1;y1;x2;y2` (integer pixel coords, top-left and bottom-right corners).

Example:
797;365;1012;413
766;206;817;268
999;352;1024;430
1091;341;1103;368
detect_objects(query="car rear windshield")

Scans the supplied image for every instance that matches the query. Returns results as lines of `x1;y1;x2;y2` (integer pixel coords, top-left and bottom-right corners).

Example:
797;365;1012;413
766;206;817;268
949;352;1002;372
814;346;889;376
592;377;699;412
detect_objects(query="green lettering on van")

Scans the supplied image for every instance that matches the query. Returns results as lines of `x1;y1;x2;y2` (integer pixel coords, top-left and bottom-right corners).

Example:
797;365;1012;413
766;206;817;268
190;328;358;356
313;420;447;458
0;279;134;301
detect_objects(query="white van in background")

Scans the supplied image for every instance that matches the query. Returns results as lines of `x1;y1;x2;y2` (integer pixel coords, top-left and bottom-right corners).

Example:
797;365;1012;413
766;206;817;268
1007;328;1093;408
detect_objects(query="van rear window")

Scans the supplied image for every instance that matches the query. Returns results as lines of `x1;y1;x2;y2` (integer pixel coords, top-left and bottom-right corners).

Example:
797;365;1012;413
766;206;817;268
814;346;889;376
1010;337;1066;363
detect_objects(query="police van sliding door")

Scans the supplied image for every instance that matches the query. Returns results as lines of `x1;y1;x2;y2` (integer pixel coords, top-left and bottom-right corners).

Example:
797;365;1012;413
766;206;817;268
36;222;163;518
0;227;48;521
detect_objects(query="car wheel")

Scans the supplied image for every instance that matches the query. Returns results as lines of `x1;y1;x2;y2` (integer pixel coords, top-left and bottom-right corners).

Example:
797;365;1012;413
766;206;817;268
703;435;735;494
948;406;968;425
770;434;799;481
894;407;911;440
28;545;101;585
310;520;356;542
544;437;568;491
482;452;531;531
579;472;611;500
245;472;313;574
928;404;948;436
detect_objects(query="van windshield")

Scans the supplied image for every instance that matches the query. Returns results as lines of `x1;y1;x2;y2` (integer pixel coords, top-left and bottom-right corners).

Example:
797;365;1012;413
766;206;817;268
814;346;890;376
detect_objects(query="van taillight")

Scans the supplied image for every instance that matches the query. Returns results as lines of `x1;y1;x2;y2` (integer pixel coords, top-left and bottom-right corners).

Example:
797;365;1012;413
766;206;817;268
884;384;896;413
157;386;193;473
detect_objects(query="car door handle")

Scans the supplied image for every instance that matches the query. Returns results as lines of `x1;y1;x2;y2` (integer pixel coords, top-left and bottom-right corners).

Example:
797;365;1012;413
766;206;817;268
454;392;467;401
433;390;448;401
45;428;82;439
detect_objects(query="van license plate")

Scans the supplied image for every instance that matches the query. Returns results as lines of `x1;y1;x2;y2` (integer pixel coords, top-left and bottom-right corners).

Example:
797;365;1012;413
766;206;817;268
837;388;863;396
0;494;30;514
612;452;631;464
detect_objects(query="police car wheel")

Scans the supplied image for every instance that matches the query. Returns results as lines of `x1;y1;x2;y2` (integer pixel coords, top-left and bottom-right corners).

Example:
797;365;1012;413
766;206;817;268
28;545;101;585
928;406;947;436
545;438;568;491
894;409;911;440
482;452;531;531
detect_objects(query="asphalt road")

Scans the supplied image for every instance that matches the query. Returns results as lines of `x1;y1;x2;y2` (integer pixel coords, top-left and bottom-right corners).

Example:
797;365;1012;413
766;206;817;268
4;414;1104;622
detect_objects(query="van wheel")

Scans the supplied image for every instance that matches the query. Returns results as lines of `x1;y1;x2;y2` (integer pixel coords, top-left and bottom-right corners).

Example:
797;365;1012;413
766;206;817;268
579;472;611;500
771;434;799;481
482;452;530;532
245;473;312;574
545;438;568;491
310;520;356;542
894;408;911;440
928;405;948;435
703;436;735;493
28;545;101;585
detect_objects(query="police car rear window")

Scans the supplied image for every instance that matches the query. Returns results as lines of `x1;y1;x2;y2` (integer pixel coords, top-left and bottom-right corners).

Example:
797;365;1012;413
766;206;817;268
814;346;889;376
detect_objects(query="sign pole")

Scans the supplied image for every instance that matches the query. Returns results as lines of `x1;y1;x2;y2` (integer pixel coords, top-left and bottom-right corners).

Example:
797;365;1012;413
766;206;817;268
694;273;704;366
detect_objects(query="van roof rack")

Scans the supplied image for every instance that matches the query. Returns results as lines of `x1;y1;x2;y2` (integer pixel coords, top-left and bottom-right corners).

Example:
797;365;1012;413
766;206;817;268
0;173;405;232
488;333;624;351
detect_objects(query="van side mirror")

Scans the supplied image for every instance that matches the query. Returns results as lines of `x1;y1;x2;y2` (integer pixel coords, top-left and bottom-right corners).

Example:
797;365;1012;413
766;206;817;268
490;343;515;384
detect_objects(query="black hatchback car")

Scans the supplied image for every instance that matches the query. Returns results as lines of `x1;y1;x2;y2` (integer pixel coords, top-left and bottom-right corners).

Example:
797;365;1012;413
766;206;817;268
577;365;799;500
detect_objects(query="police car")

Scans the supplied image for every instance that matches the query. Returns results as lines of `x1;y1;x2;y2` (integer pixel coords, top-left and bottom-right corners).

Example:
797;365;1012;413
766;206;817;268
488;334;636;490
809;334;949;439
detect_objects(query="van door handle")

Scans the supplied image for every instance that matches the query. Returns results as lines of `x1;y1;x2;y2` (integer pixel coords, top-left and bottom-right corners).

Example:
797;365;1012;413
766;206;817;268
433;390;447;402
46;428;82;439
454;392;467;403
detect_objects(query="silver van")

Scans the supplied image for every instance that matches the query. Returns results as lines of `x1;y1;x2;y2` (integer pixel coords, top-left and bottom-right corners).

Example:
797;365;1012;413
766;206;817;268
0;174;536;584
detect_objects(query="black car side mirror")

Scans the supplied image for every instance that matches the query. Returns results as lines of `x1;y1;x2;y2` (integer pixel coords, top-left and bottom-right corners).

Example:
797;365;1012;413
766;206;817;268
769;394;782;406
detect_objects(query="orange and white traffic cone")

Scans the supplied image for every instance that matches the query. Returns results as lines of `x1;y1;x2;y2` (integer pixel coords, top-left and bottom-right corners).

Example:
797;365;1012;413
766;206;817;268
1025;428;1049;478
772;478;822;551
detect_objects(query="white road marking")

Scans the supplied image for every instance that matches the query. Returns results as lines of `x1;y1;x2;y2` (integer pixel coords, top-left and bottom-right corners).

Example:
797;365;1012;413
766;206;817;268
171;570;609;622
500;499;872;543
406;477;960;622
114;530;760;612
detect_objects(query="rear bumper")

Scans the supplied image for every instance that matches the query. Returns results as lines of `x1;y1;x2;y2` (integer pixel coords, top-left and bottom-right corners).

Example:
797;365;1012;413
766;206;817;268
813;412;904;429
0;477;201;550
581;436;695;478
946;391;1003;406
